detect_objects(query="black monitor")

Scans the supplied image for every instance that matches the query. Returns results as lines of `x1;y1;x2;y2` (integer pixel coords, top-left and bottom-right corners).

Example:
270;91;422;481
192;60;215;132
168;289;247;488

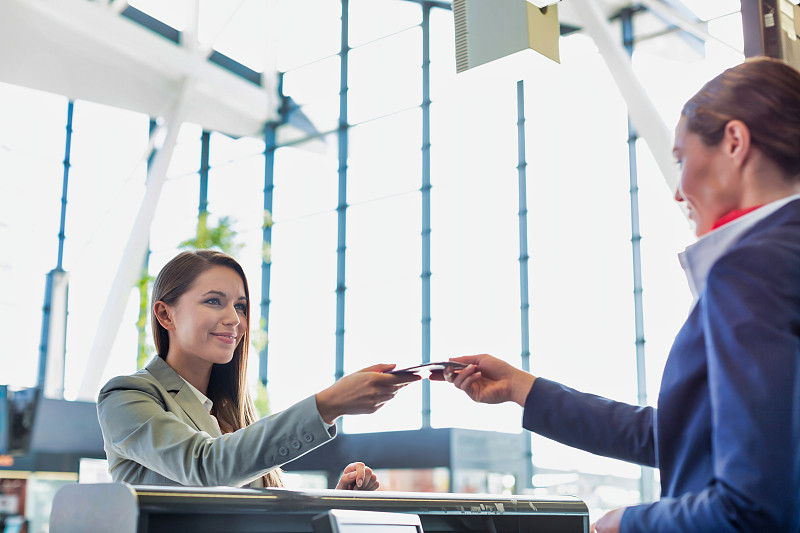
0;386;41;455
313;510;424;533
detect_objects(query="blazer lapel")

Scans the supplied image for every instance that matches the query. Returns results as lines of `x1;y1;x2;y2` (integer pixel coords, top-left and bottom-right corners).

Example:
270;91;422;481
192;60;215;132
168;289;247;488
145;356;223;438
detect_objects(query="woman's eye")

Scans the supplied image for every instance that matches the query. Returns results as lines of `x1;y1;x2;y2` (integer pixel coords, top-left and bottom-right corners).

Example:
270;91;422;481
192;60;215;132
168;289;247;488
205;297;221;305
235;303;247;313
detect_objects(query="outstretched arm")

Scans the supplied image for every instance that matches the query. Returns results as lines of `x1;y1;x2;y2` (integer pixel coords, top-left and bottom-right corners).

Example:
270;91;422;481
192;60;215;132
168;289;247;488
315;364;420;425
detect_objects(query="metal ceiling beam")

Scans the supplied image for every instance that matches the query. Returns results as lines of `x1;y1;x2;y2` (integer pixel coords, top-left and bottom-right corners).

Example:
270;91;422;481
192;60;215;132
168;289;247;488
77;82;191;400
0;0;278;138
638;0;741;53
570;0;678;194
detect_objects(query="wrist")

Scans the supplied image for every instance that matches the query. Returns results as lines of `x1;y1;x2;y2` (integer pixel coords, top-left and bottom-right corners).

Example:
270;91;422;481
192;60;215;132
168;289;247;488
512;371;536;407
315;389;339;425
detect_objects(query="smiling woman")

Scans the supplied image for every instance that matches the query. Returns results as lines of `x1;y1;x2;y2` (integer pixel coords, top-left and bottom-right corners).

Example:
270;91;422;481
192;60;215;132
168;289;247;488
96;249;419;489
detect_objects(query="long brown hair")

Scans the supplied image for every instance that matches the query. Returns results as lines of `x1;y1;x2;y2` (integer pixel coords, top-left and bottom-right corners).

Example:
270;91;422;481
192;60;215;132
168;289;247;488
151;249;283;487
681;56;800;179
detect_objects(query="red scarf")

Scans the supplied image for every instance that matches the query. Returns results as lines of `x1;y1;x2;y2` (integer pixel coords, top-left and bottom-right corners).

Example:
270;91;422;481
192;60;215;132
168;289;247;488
711;205;763;230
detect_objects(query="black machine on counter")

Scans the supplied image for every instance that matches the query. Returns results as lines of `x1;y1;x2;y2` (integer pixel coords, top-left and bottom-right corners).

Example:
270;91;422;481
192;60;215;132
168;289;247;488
50;483;589;533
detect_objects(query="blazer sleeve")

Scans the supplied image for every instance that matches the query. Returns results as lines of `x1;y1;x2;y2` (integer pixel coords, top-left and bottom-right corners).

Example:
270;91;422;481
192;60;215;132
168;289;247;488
621;241;800;532
97;375;335;487
522;378;656;467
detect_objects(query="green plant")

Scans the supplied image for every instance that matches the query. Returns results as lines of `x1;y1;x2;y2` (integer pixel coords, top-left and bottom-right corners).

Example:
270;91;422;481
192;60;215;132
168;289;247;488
179;213;243;254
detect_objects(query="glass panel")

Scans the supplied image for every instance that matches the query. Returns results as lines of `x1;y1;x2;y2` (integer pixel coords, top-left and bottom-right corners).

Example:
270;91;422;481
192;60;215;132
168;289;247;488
430;7;458;102
272;138;338;221
348;27;422;124
274;0;343;72
282;56;341;107
281;55;342;135
0;84;69;388
341;193;422;433
208;131;263;169
267;140;338;412
347;107;421;205
198;0;274;72
278;97;341;144
58;100;151;397
349;0;421;48
267;211;337;412
427;74;522;434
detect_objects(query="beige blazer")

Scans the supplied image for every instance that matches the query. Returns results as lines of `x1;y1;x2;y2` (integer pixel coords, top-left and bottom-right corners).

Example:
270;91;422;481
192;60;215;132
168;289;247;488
97;356;335;487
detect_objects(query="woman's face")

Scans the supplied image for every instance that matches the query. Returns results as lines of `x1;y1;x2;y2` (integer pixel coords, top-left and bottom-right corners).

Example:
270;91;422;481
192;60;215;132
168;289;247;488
163;265;248;368
672;118;740;236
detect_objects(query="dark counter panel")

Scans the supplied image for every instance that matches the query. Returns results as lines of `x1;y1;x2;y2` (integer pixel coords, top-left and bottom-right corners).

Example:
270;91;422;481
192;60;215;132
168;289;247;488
51;483;589;533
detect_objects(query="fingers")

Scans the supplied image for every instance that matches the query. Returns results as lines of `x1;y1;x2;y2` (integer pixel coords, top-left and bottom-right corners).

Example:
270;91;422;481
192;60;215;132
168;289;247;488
352;462;366;488
338;463;379;491
448;354;484;365
450;364;479;387
359;363;397;373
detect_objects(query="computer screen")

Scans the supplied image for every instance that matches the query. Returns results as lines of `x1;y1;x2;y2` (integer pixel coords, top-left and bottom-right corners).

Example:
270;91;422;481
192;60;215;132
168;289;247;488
312;509;424;533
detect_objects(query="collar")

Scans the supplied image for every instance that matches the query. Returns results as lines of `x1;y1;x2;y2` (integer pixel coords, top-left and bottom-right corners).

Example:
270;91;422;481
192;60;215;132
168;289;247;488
145;356;214;413
711;205;763;230
180;377;214;414
679;193;800;304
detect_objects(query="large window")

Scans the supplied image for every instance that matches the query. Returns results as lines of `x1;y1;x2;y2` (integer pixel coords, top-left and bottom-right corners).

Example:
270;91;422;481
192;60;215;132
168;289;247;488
0;0;745;522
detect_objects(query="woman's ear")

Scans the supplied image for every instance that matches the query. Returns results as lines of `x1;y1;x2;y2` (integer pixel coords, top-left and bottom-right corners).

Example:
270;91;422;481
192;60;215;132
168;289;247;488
153;301;175;331
723;119;752;167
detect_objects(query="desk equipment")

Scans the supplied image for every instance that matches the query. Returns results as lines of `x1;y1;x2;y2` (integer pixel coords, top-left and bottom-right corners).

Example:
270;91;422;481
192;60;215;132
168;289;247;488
50;483;589;533
312;509;424;533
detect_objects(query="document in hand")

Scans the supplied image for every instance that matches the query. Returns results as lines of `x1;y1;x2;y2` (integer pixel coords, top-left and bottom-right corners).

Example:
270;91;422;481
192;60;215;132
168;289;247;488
387;361;468;376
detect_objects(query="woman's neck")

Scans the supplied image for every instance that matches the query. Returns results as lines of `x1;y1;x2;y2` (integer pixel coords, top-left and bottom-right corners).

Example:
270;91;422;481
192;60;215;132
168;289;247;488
740;152;800;208
164;352;212;396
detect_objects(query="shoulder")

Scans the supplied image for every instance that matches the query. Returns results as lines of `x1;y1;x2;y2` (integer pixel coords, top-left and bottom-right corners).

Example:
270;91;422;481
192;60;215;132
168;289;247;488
98;368;166;405
706;216;800;320
712;218;800;282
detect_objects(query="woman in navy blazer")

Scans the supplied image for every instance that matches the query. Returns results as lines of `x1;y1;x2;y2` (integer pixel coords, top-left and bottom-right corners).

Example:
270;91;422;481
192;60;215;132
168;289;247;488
438;57;800;531
98;250;418;489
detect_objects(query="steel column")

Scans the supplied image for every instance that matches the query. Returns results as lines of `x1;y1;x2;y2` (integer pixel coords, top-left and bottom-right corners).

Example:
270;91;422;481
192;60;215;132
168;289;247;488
515;80;533;490
260;121;278;387
420;2;433;429
55;101;73;273
335;0;350;407
38;100;74;396
199;131;210;218
621;8;655;504
136;119;158;369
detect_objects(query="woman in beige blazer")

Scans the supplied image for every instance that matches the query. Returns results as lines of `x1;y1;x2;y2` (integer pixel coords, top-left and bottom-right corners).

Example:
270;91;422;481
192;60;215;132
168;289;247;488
97;250;418;488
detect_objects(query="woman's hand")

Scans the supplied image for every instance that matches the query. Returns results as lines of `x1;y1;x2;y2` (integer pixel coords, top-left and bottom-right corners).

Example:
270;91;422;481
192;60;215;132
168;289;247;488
431;354;535;407
335;462;379;491
315;364;420;425
591;507;625;533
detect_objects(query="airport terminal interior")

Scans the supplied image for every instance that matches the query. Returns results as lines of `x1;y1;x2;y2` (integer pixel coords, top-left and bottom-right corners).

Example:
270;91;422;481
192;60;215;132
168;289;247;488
0;0;789;531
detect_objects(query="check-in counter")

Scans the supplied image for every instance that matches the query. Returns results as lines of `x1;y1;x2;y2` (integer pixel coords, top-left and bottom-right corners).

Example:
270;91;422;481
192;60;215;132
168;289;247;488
50;483;589;533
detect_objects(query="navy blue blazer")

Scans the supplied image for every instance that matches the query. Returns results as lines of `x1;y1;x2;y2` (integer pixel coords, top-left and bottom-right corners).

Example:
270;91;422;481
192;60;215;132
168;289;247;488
523;198;800;531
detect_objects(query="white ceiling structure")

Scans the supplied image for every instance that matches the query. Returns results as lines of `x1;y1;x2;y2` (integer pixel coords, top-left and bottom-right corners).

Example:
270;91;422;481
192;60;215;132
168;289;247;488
0;0;744;399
